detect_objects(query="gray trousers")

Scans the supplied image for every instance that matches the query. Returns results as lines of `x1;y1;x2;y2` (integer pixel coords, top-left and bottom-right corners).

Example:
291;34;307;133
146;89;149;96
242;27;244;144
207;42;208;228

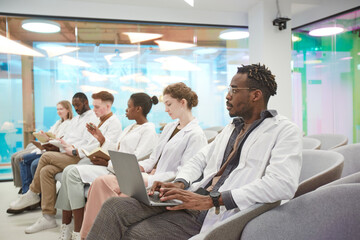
56;165;86;211
87;197;203;240
11;143;36;187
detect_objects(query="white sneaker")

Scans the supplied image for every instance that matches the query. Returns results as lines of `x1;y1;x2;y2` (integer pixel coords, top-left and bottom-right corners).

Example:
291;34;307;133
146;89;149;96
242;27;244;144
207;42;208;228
25;216;57;234
10;190;40;210
71;231;81;240
58;223;74;240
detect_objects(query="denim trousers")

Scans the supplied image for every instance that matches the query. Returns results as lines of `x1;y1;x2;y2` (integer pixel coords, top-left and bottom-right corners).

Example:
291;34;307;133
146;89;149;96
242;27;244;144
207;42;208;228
19;152;42;194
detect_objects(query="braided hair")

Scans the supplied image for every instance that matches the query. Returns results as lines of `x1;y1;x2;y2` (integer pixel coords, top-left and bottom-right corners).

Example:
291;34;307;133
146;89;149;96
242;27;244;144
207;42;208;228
237;63;277;104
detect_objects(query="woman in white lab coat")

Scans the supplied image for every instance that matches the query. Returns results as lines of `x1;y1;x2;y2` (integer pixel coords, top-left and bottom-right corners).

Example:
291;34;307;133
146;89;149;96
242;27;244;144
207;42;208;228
80;82;208;239
57;93;159;240
18;100;73;194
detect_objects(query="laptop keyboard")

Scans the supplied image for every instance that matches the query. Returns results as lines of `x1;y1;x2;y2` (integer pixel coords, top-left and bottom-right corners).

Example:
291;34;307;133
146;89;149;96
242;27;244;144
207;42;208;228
149;193;163;203
149;192;181;204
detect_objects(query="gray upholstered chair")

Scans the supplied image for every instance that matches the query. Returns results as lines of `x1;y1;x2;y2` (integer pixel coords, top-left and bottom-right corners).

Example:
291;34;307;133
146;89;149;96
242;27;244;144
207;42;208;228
294;150;344;197
190;150;344;240
306;133;348;150
331;143;360;177
240;172;360;240
321;171;360;188
189;201;281;240
203;126;224;133
203;130;218;143
302;136;321;149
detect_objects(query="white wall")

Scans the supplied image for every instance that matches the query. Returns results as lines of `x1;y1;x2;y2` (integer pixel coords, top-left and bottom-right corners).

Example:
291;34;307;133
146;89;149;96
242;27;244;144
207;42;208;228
0;0;248;26
249;0;293;119
0;0;358;27
291;0;360;28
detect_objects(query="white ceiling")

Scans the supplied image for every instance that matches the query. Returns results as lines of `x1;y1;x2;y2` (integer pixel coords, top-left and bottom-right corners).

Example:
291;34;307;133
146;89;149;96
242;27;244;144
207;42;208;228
0;0;359;28
72;0;258;13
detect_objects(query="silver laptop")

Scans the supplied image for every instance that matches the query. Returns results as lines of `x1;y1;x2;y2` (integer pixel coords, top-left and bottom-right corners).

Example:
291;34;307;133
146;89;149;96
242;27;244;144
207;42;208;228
109;150;182;206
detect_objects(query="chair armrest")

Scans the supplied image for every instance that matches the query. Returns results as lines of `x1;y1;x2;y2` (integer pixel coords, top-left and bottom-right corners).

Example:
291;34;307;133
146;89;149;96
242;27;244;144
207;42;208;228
190;201;280;240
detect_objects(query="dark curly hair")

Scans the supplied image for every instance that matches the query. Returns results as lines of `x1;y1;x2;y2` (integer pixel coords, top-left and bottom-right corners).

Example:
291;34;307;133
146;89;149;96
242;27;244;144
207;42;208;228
237;63;277;104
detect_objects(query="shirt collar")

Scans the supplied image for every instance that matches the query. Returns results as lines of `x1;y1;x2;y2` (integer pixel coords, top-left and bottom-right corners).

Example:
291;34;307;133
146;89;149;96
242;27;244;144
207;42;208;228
260;109;277;118
232;117;244;128
232;109;277;127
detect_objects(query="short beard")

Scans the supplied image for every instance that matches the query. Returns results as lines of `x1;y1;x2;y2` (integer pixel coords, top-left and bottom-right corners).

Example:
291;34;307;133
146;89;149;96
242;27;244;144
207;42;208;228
229;105;252;119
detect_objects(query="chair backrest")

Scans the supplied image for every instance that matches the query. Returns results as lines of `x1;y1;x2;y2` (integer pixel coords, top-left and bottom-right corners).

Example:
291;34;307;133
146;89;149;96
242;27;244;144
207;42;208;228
294;150;344;197
321;171;360;188
203;130;218;143
241;181;360;240
302;137;321;150
306;133;348;150
331;143;360;177
203;126;224;133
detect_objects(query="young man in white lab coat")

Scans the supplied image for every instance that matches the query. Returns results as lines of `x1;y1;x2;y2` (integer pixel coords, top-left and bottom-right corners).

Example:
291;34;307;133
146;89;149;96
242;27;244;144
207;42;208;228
87;63;303;240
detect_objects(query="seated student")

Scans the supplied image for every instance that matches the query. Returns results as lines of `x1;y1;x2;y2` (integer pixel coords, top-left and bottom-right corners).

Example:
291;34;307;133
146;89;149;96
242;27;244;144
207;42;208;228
11;143;36;192
56;93;159;240
8;91;122;234
18;100;73;195
10;101;72;193
80;82;208;239
87;64;303;240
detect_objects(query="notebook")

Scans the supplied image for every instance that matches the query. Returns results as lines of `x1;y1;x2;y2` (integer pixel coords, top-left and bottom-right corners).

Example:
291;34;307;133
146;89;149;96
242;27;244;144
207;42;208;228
109;150;182;206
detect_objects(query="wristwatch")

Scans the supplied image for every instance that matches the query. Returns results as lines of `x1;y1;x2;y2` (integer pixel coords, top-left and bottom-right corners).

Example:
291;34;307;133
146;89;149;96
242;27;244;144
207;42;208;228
209;191;221;215
72;149;78;157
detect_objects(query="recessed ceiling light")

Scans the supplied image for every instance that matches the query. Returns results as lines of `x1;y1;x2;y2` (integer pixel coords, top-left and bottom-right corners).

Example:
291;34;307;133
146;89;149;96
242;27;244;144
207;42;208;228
122;32;163;43
304;60;322;64
193;48;218;55
104;51;139;65
309;26;344;37
154;40;196;51
292;35;301;42
184;0;194;7
0;35;44;57
60;56;91;67
37;44;80;57
22;19;61;33
219;29;249;40
154;56;200;71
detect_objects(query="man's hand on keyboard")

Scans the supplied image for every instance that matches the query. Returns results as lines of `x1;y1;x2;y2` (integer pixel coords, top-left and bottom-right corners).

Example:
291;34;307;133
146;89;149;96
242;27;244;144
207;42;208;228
159;188;213;211
148;181;185;197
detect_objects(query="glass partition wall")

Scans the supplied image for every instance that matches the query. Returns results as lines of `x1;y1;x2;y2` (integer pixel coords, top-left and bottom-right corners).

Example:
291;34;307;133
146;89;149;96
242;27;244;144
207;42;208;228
0;15;249;180
292;8;360;143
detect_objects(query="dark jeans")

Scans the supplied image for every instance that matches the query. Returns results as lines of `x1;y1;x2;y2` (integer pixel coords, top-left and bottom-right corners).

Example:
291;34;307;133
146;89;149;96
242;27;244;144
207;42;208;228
19;153;42;194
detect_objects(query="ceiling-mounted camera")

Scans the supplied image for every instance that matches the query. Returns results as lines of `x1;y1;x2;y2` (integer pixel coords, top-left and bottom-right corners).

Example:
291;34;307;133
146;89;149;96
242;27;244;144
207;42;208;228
273;17;291;31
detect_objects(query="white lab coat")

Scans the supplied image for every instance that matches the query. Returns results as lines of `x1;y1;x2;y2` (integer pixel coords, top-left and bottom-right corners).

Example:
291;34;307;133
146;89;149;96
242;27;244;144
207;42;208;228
49;119;72;139
139;119;208;186
102;122;158;160
32;119;72;154
75;122;158;184
62;110;99;147
76;114;122;182
178;114;302;234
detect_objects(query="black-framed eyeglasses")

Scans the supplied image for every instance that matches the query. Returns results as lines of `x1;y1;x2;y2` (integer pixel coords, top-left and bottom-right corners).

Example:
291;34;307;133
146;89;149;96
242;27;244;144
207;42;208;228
227;86;255;96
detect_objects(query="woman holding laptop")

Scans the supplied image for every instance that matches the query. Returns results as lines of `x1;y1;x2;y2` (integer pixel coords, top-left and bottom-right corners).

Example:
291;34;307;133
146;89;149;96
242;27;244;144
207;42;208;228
80;82;208;240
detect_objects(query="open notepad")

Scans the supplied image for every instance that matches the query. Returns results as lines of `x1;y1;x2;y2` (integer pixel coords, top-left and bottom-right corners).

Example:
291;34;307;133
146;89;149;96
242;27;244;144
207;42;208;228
31;139;64;152
32;132;56;143
82;147;110;161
